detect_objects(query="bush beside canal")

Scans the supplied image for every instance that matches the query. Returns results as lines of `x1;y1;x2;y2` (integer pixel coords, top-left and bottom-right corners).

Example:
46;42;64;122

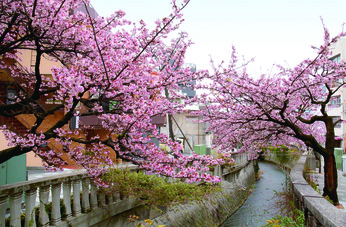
151;161;257;227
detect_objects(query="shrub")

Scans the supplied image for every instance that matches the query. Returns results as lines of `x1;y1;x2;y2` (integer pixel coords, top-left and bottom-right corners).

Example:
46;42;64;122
101;168;220;210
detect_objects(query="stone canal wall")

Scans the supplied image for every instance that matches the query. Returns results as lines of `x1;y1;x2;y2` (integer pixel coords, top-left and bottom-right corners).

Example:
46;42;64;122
291;156;346;227
152;160;257;227
264;152;346;227
1;156;256;227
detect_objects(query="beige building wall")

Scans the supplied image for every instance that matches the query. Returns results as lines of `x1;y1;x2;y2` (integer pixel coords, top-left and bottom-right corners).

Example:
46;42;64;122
26;151;43;167
160;112;207;153
0;130;11;150
0;130;42;166
331;37;346;60
18;50;62;74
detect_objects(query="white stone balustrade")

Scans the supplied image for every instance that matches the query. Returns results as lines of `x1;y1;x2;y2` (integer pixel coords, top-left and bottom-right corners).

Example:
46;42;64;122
0;170;121;227
231;152;249;167
0;158;251;227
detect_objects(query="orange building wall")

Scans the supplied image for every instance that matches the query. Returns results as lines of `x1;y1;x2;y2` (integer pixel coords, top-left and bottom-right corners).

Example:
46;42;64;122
8;50;117;167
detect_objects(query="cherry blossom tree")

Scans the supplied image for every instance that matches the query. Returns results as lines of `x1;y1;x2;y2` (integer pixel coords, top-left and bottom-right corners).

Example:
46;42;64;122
0;0;225;184
197;28;346;205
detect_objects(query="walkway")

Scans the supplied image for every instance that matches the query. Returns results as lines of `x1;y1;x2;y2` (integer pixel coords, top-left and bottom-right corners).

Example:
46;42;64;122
315;168;346;208
310;156;346;208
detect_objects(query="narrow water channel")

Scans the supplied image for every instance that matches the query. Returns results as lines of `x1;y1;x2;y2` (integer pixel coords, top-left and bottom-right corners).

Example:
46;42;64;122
221;161;287;227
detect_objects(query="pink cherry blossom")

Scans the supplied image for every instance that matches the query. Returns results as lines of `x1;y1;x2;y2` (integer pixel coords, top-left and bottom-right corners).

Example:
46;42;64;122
0;0;224;184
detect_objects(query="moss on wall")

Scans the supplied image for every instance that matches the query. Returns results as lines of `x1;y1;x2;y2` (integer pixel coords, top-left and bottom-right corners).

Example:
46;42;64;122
151;161;256;227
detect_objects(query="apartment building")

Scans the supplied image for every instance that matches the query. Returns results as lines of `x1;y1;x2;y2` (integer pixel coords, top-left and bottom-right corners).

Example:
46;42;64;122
329;37;346;152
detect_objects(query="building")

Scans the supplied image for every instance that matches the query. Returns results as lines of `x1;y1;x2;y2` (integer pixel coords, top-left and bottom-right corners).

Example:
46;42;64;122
159;63;211;154
0;4;103;185
329;37;346;152
0;4;173;179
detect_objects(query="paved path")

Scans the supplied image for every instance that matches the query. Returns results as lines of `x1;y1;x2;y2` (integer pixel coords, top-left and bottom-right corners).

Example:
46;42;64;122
314;161;346;208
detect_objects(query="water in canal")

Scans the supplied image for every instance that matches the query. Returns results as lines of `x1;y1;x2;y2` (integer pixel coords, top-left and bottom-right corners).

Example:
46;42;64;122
221;161;287;227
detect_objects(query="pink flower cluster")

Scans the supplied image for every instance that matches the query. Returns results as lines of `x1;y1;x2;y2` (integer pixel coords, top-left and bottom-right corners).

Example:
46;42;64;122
0;0;227;184
195;24;346;160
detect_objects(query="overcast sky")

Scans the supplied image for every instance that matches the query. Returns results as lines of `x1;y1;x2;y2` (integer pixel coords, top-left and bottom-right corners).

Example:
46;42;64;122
90;0;346;75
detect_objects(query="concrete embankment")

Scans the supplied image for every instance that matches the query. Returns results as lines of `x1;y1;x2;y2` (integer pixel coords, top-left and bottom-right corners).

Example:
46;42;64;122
151;161;256;227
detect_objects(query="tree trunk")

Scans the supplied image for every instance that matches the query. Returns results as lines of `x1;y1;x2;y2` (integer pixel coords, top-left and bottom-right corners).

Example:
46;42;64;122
168;114;175;141
164;88;175;142
322;152;339;205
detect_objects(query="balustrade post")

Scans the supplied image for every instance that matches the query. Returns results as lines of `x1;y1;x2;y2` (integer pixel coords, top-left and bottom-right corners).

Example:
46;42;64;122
98;190;106;207
114;192;120;201
108;195;114;204
9;192;22;227
72;179;81;216
25;188;37;227
51;183;62;225
82;178;90;213
219;165;224;181
312;217;323;227
90;181;98;210
0;195;7;227
214;165;219;177
39;186;50;227
306;209;314;226
63;181;72;219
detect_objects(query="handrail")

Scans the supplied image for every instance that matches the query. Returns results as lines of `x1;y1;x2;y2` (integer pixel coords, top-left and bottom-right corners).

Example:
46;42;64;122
290;156;346;226
0;164;139;227
0;153;251;227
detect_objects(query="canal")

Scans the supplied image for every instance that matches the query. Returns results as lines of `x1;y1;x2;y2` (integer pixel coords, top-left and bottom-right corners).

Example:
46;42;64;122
221;161;288;227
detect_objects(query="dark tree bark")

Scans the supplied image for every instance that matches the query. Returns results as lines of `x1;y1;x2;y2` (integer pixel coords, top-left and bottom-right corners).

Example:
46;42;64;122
323;152;339;205
168;114;175;141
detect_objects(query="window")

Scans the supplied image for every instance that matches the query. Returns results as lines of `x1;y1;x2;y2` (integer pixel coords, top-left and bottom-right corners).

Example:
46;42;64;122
330;54;341;63
329;95;341;107
332;116;342;128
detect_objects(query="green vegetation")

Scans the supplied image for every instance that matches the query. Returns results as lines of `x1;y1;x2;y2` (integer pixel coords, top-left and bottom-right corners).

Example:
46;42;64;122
303;166;335;205
264;145;301;166
302;169;320;194
263;207;305;227
262;176;306;227
101;168;221;210
128;215;165;227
